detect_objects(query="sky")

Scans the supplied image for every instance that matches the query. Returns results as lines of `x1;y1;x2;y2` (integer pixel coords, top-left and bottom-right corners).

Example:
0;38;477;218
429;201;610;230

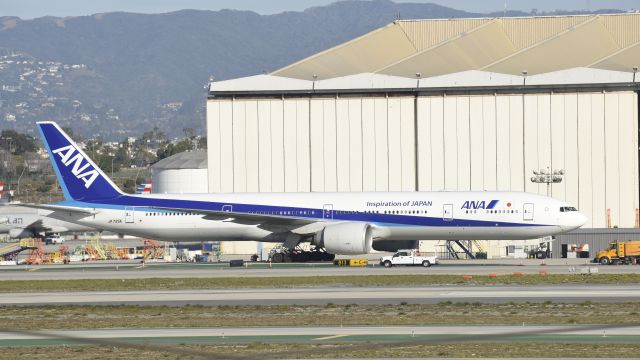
2;0;639;19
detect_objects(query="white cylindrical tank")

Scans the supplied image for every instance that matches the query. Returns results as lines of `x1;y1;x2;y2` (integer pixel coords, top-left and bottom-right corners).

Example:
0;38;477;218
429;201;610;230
151;150;208;194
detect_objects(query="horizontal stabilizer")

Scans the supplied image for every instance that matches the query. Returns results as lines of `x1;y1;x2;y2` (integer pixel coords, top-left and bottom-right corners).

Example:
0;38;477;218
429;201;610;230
16;203;99;215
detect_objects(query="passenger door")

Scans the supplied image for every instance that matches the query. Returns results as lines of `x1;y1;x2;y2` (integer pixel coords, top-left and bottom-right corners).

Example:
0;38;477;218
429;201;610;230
523;203;534;221
443;204;453;221
125;207;134;223
323;204;333;219
394;251;411;265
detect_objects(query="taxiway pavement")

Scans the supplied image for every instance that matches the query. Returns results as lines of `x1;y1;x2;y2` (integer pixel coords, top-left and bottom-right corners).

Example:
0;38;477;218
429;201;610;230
0;325;638;347
2;284;639;306
0;260;630;280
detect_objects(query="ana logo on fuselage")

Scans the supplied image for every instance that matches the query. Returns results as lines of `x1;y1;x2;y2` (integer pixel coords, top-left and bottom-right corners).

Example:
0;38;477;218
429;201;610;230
461;200;499;210
52;145;99;189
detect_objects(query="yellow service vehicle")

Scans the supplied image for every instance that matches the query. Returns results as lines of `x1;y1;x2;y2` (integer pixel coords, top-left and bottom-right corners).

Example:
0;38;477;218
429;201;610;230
595;241;640;265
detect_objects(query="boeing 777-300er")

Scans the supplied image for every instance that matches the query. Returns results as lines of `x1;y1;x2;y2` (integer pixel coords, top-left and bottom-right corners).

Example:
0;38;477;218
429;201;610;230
25;121;587;257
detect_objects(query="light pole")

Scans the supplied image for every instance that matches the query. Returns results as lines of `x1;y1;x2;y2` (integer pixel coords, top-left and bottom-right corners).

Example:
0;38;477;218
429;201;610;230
633;66;638;83
530;167;565;197
16;163;26;197
1;136;12;185
111;156;115;178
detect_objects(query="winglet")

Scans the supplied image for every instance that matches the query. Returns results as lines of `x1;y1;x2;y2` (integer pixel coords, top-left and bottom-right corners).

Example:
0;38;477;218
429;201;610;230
37;121;123;202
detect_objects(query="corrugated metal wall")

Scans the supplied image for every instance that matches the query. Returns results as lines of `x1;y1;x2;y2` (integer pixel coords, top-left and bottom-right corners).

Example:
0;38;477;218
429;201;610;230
207;91;639;228
553;228;640;257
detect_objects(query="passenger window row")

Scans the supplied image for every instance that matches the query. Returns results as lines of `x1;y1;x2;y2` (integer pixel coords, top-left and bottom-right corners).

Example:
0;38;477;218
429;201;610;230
145;212;192;216
464;210;519;214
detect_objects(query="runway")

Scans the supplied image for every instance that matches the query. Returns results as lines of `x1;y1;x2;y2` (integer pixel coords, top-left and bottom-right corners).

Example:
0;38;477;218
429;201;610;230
2;284;639;306
0;260;633;280
1;325;638;346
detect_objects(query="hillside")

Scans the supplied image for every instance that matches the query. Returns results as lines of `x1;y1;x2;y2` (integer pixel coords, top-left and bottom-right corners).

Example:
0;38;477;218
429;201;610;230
0;0;621;139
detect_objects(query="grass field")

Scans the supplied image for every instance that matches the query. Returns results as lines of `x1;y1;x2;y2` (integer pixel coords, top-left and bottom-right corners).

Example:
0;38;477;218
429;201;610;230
0;273;639;292
1;342;639;359
2;301;638;358
1;301;638;330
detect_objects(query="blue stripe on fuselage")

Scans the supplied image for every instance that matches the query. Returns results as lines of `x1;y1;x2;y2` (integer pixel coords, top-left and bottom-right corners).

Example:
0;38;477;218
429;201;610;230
58;196;548;228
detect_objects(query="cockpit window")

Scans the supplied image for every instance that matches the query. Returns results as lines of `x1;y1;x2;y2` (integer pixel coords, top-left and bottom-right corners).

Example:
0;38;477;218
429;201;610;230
560;206;578;212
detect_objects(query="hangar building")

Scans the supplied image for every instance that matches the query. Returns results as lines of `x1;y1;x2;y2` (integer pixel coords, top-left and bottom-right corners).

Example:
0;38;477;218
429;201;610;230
206;13;640;256
150;150;208;194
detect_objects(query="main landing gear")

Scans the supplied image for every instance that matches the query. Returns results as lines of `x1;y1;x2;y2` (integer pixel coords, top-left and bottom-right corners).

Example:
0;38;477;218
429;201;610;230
268;245;335;263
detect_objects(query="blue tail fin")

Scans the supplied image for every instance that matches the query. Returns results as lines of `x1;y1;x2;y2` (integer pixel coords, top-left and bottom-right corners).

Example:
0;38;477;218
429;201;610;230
37;121;123;202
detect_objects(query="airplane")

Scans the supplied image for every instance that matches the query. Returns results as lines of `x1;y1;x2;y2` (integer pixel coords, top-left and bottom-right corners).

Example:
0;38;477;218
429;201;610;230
0;205;96;239
24;121;586;258
0;182;96;238
0;177;96;239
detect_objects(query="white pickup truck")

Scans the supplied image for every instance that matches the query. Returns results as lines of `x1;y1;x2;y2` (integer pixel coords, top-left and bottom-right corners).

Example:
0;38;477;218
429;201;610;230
380;249;438;268
44;235;65;245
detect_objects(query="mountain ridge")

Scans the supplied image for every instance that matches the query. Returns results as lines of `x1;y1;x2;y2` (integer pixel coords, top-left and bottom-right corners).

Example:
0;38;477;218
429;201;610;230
0;0;623;139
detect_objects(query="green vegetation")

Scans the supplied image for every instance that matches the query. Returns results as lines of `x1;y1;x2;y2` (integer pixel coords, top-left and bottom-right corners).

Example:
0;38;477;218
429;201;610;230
0;301;638;330
0;273;639;293
0;130;38;156
0;123;202;203
1;302;639;358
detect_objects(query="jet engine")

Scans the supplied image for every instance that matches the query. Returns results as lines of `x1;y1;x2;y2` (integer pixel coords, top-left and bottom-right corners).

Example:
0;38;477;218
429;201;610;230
313;222;373;255
9;228;34;239
372;240;419;252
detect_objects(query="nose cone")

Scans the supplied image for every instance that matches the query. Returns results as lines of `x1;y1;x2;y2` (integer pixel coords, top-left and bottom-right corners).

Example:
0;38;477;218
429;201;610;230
576;211;588;227
565;211;587;231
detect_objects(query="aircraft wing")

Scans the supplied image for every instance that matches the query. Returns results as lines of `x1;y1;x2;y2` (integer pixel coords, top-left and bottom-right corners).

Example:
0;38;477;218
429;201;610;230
16;203;99;215
151;206;326;235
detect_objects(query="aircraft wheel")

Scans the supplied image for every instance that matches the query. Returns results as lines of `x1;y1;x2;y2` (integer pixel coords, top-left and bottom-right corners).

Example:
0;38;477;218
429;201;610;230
271;253;284;263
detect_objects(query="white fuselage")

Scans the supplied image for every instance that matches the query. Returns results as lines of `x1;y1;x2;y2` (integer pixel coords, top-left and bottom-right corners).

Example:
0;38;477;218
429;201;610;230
54;191;586;243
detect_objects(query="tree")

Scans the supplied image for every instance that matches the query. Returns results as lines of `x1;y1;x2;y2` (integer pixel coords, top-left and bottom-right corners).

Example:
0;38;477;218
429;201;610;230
36;183;50;193
156;139;192;160
61;126;83;142
0;130;38;155
198;136;207;150
183;127;195;140
122;178;136;194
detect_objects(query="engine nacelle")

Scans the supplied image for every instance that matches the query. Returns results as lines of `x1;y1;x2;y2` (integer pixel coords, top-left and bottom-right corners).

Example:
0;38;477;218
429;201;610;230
9;228;34;239
372;240;419;252
314;222;373;255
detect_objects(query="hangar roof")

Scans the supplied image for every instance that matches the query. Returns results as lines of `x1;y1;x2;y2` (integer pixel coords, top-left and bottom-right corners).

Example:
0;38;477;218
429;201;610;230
151;150;207;170
209;67;638;96
209;74;312;93
272;13;640;80
525;67;636;85
418;70;523;88
314;73;417;90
